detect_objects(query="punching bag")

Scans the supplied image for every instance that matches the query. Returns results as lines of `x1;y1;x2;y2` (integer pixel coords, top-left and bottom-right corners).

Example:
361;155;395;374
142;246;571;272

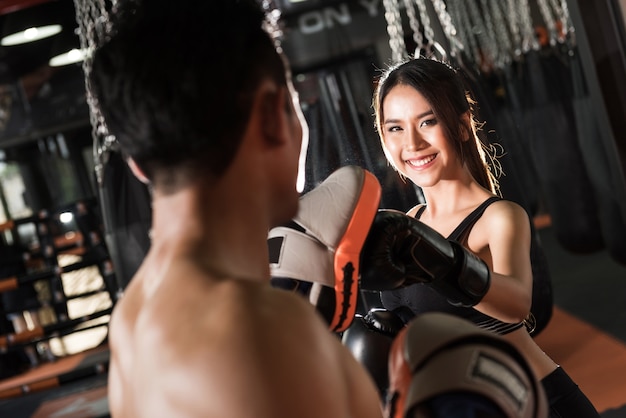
457;63;554;336
459;64;541;216
527;222;553;337
522;48;604;254
569;48;626;265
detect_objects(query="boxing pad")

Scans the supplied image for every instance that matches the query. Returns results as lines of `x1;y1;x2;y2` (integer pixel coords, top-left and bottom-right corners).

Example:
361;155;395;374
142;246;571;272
360;210;490;307
268;165;381;332
386;312;548;418
342;308;406;399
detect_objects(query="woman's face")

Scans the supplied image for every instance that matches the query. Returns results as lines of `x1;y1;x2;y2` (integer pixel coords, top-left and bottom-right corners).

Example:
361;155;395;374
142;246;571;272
380;83;463;188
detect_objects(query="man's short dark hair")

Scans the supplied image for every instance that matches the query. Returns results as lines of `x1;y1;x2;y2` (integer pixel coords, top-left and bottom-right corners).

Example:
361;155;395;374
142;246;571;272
90;0;287;189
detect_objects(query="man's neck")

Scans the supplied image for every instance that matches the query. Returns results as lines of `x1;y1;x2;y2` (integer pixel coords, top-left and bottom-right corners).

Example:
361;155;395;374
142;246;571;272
149;180;272;283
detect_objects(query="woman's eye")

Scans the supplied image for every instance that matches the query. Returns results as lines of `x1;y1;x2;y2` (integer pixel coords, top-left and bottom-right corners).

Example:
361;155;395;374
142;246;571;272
387;125;402;133
420;118;437;128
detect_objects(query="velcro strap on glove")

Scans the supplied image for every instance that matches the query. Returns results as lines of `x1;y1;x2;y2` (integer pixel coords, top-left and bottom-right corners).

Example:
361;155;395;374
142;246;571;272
268;223;333;288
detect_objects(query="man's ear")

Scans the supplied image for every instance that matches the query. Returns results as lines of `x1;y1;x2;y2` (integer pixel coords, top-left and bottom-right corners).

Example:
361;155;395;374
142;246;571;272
258;82;287;147
127;157;150;184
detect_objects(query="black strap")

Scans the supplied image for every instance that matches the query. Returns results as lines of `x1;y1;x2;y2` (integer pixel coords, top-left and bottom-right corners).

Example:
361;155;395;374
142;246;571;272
415;205;427;218
448;197;502;241
414;197;502;241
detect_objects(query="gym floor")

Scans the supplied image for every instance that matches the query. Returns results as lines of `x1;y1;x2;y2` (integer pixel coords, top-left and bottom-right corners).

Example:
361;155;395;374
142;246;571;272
534;225;626;416
0;223;625;417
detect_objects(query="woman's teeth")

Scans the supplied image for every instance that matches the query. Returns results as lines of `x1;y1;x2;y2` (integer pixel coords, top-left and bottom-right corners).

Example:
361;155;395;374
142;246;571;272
408;154;436;167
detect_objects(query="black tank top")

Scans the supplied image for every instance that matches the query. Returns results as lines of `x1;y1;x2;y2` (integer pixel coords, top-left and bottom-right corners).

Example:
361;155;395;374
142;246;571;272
380;196;524;335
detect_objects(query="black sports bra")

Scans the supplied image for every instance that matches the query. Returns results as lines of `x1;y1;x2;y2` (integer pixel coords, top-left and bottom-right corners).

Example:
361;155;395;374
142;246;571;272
380;196;525;335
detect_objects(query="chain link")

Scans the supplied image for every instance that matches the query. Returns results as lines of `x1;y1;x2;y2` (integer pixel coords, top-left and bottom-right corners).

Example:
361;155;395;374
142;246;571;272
465;0;497;68
489;0;514;65
478;0;502;68
449;0;481;68
382;0;408;63
73;0;117;186
507;0;522;56
430;0;464;56
414;0;434;49
519;0;539;52
402;0;424;54
555;0;576;45
537;0;558;46
548;0;565;39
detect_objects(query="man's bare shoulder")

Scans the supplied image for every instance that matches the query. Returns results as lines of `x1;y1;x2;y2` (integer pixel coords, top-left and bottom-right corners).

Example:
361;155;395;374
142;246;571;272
119;270;374;417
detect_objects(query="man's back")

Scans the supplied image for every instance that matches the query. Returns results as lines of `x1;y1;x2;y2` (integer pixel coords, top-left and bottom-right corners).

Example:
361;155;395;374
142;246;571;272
107;253;383;418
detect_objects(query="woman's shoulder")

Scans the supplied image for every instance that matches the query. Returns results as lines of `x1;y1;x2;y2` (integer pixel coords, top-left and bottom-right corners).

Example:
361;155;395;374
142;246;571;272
481;198;531;235
485;198;529;219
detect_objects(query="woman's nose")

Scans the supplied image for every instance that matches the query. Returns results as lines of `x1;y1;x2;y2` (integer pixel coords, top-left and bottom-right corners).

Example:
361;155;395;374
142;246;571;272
404;128;424;151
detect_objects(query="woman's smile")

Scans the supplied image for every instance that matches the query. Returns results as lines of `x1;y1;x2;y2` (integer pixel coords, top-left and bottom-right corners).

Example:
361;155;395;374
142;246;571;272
405;153;438;170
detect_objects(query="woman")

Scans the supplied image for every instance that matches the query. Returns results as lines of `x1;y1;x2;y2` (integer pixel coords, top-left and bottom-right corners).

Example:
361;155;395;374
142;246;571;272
372;58;599;417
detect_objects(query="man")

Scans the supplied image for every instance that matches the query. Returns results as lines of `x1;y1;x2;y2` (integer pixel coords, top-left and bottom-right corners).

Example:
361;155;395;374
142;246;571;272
89;0;383;417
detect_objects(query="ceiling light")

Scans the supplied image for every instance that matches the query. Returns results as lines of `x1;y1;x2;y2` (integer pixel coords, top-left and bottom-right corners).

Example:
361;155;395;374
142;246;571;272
0;1;69;47
48;26;86;67
49;47;86;67
1;24;62;46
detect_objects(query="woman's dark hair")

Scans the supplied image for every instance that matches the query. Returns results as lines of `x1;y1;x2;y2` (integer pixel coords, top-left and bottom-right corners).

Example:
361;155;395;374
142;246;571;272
373;58;499;195
90;0;287;191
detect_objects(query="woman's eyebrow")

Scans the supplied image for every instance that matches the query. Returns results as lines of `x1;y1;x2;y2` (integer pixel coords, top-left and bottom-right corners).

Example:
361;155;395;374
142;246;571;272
384;109;434;124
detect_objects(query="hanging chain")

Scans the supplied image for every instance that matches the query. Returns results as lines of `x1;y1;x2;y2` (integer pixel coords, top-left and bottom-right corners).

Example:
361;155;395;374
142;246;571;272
73;0;117;186
547;0;564;40
478;0;503;68
449;0;481;68
414;0;434;51
430;0;464;56
261;0;284;51
402;0;424;55
537;0;558;46
519;0;539;52
550;0;576;45
560;0;576;45
382;0;408;63
489;0;514;65
446;0;467;54
465;0;497;69
507;0;523;57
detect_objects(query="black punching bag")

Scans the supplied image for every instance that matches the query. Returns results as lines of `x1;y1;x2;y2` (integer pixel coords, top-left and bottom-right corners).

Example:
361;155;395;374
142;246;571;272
522;48;604;254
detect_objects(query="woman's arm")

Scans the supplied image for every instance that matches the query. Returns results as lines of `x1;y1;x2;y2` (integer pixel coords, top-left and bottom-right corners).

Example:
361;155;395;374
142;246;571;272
473;201;534;323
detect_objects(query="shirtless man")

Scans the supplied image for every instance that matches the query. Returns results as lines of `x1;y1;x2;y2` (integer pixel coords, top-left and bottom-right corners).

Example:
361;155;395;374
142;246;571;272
89;0;383;416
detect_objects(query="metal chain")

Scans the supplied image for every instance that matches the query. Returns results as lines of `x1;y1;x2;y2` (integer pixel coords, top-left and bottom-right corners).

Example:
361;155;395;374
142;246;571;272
465;0;497;68
73;0;117;186
261;0;284;50
446;0;468;53
518;0;539;52
507;0;523;56
382;0;408;63
430;0;464;56
547;0;565;39
489;0;514;64
537;0;558;46
478;0;503;68
559;0;576;45
449;0;481;67
402;0;424;55
548;0;575;43
414;0;434;48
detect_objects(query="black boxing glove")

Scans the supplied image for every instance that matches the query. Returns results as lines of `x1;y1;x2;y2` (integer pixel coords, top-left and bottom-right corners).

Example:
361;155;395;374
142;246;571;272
341;308;406;400
360;210;490;307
